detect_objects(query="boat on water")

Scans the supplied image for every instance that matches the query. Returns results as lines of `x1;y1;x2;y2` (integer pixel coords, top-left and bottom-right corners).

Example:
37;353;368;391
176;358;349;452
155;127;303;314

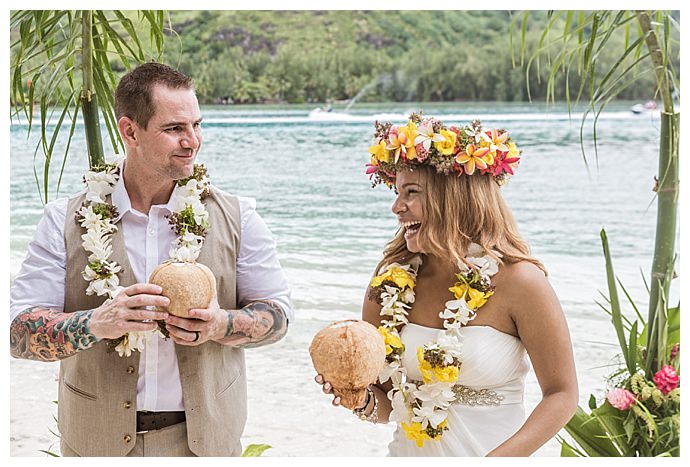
631;100;658;114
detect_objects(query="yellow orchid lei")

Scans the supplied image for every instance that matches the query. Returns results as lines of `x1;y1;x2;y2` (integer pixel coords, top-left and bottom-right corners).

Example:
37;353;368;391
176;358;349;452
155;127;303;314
372;244;499;447
366;113;522;189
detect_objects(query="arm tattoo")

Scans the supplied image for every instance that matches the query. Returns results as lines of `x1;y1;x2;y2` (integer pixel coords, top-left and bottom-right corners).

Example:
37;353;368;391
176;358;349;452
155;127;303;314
10;307;99;362
219;300;288;348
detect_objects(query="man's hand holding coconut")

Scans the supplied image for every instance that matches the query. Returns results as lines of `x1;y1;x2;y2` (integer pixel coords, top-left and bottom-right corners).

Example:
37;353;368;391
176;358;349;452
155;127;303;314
88;283;170;340
150;260;287;348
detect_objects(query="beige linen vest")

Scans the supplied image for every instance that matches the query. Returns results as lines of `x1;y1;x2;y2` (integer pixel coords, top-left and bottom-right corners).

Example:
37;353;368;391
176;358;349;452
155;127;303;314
58;186;246;456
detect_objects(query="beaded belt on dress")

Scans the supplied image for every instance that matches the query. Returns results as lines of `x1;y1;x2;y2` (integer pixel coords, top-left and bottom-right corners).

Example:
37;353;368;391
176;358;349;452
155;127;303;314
410;380;505;406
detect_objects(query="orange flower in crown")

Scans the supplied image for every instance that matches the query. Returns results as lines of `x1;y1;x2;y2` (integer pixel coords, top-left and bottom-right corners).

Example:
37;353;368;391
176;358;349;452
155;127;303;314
366;112;523;188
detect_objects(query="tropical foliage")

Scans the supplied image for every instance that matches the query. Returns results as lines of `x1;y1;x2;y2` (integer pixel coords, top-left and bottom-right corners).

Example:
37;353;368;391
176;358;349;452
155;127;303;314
514;10;680;457
10;10;167;201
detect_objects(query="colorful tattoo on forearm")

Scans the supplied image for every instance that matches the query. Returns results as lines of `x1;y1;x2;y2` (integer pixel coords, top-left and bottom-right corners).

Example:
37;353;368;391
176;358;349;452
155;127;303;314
10;307;99;361
222;300;288;348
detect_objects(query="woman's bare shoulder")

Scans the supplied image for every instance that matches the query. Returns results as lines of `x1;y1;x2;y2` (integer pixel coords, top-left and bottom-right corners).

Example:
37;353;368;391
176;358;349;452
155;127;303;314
498;260;548;289
497;260;559;320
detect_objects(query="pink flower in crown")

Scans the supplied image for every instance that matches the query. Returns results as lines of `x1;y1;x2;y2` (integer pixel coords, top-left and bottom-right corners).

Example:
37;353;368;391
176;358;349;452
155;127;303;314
653;365;679;395
492;152;521;177
415;142;429;162
606;388;636;410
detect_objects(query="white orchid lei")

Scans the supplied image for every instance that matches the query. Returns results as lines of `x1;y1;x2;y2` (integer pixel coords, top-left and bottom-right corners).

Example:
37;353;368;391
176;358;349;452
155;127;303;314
372;244;499;447
76;155;210;357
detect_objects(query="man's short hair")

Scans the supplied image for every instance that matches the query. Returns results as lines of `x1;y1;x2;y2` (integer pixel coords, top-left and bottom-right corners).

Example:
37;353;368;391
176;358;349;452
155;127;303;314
114;62;194;129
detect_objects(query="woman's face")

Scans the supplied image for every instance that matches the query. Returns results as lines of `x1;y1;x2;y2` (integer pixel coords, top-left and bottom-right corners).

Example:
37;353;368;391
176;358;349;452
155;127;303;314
392;170;425;253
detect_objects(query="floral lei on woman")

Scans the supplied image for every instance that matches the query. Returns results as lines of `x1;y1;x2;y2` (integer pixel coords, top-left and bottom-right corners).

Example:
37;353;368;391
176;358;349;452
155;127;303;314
75;154;210;357
372;244;499;447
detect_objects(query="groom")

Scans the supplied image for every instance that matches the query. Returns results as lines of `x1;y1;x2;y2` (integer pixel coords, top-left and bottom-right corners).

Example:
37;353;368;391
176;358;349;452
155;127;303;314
10;62;293;456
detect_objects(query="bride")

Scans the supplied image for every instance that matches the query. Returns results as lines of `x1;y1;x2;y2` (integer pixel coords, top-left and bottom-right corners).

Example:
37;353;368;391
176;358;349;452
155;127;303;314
317;115;578;456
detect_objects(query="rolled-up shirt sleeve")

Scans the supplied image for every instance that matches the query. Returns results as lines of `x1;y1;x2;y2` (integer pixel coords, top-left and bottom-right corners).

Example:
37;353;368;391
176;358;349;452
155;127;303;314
10;198;68;323
236;197;293;322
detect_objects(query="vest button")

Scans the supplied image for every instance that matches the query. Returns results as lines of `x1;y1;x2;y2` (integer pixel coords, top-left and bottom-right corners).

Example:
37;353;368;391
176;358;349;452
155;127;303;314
124;434;132;443
123;401;132;409
127;366;135;374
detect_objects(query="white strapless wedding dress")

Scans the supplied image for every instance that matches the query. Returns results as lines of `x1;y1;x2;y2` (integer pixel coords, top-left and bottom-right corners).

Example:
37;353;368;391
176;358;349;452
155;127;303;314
387;323;530;457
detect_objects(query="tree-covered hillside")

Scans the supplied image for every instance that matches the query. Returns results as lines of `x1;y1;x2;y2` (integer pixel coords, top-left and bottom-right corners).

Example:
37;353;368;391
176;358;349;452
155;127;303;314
12;10;679;105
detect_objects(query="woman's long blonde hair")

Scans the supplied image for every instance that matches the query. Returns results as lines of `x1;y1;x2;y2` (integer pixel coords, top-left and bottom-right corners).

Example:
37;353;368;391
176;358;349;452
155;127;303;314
376;165;546;275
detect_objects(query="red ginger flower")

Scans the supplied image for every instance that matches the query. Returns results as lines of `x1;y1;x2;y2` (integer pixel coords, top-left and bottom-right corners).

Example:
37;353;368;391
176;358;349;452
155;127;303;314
653;365;679;395
606;388;636;410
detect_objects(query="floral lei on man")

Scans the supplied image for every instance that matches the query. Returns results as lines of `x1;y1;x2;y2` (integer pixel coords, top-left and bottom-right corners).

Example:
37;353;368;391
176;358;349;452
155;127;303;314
367;112;521;188
372;245;499;447
75;154;210;357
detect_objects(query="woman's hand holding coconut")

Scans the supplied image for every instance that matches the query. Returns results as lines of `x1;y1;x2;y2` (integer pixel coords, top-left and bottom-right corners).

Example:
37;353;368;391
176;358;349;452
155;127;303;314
315;374;370;410
310;320;386;420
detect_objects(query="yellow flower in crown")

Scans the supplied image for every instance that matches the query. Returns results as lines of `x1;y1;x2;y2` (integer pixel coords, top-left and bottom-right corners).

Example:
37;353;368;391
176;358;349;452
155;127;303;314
417;347;435;383
378;326;404;355
433;364;459;383
449;282;493;310
455;143;491;175
387;120;418;162
402;421;432;447
433;128;458;156
368;139;390;164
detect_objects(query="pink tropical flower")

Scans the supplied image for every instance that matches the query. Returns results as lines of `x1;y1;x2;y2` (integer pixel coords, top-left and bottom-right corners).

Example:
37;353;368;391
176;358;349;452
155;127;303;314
606;388;636;410
415;143;430;162
492;153;521;176
670;343;679;360
653;365;679;395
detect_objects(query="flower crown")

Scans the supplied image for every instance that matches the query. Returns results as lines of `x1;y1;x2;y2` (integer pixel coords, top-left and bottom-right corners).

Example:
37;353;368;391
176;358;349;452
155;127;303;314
366;113;522;188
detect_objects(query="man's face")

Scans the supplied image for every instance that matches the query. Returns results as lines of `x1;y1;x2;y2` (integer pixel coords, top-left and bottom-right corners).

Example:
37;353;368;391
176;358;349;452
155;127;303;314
134;84;202;180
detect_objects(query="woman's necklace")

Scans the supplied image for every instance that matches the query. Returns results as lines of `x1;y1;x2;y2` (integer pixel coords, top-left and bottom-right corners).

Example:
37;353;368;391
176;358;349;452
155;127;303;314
372;244;499;447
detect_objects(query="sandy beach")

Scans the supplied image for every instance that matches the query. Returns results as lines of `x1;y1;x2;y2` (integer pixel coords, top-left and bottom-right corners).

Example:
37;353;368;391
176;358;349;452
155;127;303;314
10;315;562;457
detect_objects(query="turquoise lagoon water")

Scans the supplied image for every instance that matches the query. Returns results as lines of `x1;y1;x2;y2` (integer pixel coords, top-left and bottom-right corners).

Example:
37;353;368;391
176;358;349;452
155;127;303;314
10;102;680;454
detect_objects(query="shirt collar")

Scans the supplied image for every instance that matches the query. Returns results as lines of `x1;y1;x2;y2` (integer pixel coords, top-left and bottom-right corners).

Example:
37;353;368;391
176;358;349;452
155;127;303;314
111;159;177;222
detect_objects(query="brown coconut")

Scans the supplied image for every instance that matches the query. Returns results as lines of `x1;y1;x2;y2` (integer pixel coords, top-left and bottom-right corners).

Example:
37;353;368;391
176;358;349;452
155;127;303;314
309;319;386;407
149;261;217;318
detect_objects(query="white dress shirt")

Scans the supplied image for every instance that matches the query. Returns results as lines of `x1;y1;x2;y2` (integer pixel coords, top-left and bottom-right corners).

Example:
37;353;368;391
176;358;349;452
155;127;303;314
10;173;293;411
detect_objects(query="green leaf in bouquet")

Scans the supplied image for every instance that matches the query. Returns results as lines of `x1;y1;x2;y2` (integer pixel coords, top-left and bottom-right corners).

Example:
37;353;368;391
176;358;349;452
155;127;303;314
241;444;272;457
600;229;635;374
666;305;679;349
593;401;634;456
564;406;622;456
628;322;639;371
623;410;636;442
589;394;598;411
558;436;585;457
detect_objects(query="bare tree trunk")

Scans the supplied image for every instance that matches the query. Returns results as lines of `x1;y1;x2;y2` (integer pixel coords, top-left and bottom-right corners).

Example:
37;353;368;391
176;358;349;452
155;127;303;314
637;11;679;377
81;11;104;168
